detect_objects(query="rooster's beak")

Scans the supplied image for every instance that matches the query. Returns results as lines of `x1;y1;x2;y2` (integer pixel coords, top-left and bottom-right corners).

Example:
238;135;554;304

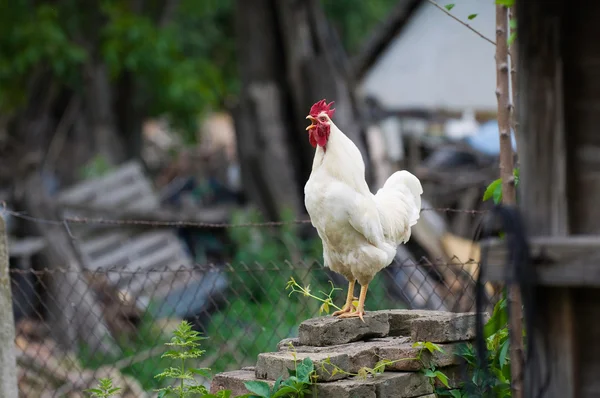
305;115;317;130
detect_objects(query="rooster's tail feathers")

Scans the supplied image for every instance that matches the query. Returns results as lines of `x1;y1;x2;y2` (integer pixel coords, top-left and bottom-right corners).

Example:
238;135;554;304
375;170;423;244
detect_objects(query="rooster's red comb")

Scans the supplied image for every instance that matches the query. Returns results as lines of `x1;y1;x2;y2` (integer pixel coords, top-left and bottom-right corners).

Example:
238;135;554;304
309;99;335;118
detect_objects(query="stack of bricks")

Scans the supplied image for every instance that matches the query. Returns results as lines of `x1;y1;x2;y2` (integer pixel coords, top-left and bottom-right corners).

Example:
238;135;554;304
210;309;484;398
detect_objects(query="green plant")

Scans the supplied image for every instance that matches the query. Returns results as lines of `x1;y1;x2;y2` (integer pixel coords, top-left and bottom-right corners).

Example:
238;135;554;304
483;168;520;205
86;378;122;398
286;277;344;315
244;356;315;398
412;342;452;391
154;320;213;397
430;297;515;398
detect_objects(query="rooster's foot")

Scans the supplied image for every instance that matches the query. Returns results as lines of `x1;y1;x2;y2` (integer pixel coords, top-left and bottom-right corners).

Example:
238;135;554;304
332;296;358;316
337;310;365;322
332;307;351;316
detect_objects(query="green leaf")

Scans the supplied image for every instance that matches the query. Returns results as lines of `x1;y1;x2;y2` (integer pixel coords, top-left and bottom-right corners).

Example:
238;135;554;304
434;370;451;388
296;357;314;383
498;338;510;368
496;0;515;6
157;391;167;398
271;386;299;398
483;179;502;202
244;380;271;397
468;14;478;20
189;367;212;378
450;390;463;398
444;3;455;11
272;376;283;393
423;369;436;378
508;31;517;46
509;18;517;29
425;342;444;354
484;298;508;339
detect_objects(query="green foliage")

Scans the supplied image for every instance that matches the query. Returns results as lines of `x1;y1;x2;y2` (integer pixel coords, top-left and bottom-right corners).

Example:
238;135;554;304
286;277;343;315
87;320;249;398
508;17;517;46
412;342;453;390
0;1;87;113
467;14;478;20
100;0;235;141
0;0;235;141
483;168;519;205
1;0;401;143
445;4;456;11
322;0;399;55
78;308;172;391
450;298;513;397
86;378;122;398
244;357;315;398
79;154;115;180
154;320;212;397
495;0;516;7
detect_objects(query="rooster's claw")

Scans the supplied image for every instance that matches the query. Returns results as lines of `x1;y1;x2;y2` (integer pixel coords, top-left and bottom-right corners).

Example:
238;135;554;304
337;311;365;322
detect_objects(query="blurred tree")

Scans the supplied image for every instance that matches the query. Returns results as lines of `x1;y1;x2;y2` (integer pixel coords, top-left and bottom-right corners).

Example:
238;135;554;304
322;0;400;55
0;0;236;187
0;0;397;208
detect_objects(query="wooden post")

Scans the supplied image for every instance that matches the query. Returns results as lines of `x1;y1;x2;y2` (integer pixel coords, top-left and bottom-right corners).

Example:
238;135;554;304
0;216;19;397
495;4;523;398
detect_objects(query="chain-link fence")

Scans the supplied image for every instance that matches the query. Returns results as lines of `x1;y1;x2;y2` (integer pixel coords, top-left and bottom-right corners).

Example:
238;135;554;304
3;207;498;397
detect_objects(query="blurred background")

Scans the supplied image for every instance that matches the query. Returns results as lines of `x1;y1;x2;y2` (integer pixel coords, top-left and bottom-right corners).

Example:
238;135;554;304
0;0;506;396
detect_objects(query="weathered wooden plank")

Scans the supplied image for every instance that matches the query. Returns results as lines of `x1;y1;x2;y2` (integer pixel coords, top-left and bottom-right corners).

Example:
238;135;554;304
87;231;184;271
57;161;143;205
55;160;197;313
78;231;133;259
88;180;153;208
482;236;600;285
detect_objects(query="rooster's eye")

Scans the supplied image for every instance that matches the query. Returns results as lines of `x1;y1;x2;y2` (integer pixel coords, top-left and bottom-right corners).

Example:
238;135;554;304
319;116;327;122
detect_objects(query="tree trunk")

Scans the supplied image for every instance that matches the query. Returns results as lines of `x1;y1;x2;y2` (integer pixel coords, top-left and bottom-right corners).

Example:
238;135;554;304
233;0;372;221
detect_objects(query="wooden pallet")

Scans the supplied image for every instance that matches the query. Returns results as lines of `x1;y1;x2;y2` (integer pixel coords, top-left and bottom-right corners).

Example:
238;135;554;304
56;161;201;308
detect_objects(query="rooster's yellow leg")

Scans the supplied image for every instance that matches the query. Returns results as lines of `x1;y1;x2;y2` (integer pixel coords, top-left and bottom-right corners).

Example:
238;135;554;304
338;284;369;322
332;280;355;316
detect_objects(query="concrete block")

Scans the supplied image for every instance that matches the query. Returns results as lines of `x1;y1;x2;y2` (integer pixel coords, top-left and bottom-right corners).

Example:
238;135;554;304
362;372;433;397
255;351;350;382
210;370;274;396
411;312;485;343
378;341;461;371
377;309;449;336
298;312;389;347
312;378;376;398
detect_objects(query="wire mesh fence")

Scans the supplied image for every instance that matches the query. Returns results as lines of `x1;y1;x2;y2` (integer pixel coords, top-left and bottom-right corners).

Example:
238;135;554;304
3;206;498;397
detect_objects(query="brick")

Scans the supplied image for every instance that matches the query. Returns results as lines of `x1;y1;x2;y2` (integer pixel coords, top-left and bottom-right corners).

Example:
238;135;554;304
377;309;449;336
277;337;299;351
410;312;485;343
378;342;461;371
312;378;376;398
280;336;411;374
362;372;433;397
255;351;350;382
298;312;390;347
210;370;274;396
377;342;422;371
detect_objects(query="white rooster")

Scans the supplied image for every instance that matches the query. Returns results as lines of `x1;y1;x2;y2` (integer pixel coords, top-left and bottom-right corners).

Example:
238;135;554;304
304;99;423;321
